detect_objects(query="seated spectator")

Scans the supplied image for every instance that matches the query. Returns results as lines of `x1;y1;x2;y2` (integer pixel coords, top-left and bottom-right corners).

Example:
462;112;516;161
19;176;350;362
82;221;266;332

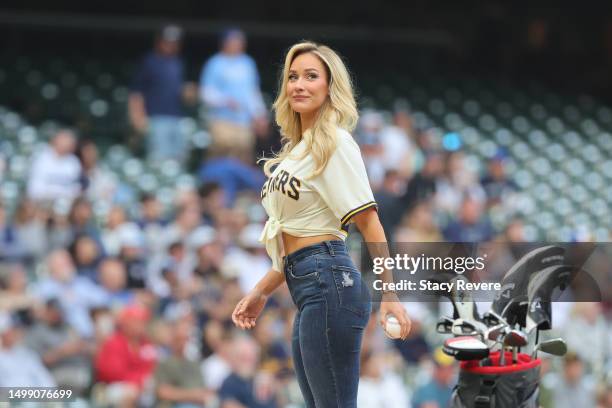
137;193;168;253
374;170;404;241
0;262;36;313
68;196;102;243
13;198;47;260
35;249;108;338
155;319;216;408
224;223;270;294
357;350;410;408
76;138;118;205
480;150;518;208
356;110;386;189
549;352;596;408
443;196;494;242
394;200;443;242
199;182;226;226
219;335;278;408
162;204;202;251
380;108;420;178
391;311;431;365
399;150;444;210
117;224;149;289
71;234;102;281
101;205;129;256
412;348;456;408
200;320;232;390
95;304;158;407
98;258;135;309
0;201;23;260
251;313;290;376
435;150;486;215
0;312;56;387
27;128;82;204
26;299;94;395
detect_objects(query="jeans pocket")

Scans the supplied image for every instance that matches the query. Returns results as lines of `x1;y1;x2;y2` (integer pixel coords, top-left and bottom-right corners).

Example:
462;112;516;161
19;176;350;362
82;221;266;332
289;256;319;280
331;265;369;318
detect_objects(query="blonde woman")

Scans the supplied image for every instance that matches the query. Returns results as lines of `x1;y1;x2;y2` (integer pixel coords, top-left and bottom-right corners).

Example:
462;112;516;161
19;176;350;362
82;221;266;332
231;42;411;407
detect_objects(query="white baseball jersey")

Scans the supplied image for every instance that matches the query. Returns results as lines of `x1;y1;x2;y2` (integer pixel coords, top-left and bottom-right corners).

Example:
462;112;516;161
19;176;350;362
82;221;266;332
259;127;377;272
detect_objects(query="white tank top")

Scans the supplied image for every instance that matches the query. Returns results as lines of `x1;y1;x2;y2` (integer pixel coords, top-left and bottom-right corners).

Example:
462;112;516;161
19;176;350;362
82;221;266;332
259;127;377;272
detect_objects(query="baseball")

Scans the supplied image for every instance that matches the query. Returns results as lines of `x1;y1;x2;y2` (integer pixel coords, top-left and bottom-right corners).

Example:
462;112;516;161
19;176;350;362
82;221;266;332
384;315;402;339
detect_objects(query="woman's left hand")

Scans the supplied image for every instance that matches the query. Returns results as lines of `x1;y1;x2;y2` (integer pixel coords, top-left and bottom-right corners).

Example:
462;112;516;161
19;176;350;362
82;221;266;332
378;292;412;340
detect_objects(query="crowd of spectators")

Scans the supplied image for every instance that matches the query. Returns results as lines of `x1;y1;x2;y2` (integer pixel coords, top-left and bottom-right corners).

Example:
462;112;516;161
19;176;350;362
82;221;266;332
0;24;611;408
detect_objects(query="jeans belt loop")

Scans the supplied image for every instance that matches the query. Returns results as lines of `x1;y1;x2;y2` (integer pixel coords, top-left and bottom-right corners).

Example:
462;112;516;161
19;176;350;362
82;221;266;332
324;240;335;257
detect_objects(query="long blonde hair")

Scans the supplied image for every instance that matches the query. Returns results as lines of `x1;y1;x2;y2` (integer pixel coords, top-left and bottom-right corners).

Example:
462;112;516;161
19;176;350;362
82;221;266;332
261;42;359;178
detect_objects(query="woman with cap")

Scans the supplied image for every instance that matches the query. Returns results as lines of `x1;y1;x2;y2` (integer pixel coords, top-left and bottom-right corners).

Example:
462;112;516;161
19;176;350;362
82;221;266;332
231;42;410;407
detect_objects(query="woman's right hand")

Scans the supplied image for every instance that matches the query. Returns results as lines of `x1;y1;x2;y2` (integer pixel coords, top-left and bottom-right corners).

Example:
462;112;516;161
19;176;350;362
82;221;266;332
231;290;268;330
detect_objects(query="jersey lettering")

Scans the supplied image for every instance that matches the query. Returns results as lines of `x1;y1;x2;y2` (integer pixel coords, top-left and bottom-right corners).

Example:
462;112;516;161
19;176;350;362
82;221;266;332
261;170;301;201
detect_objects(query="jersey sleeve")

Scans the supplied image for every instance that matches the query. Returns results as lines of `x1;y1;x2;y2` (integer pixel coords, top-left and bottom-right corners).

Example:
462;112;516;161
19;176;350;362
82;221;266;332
312;130;378;228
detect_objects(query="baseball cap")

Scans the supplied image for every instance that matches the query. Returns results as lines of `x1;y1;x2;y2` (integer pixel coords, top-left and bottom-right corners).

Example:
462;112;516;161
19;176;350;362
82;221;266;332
220;27;245;44
118;304;151;323
433;346;455;367
160;24;183;42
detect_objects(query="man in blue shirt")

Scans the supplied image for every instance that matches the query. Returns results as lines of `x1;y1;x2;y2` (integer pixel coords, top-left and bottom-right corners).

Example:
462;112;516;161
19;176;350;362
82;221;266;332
200;28;268;164
412;348;456;408
130;25;195;164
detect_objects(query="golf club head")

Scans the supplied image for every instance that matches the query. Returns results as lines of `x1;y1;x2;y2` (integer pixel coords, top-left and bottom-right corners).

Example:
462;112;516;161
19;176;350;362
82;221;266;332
482;310;510;328
430;272;480;321
492;246;565;326
525;265;579;333
443;336;490;361
486;324;507;342
503;329;528;348
536;338;568;357
436;316;454;334
451;318;488;341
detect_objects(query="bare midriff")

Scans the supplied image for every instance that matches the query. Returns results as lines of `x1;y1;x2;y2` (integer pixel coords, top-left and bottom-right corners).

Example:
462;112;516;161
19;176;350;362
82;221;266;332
282;232;341;256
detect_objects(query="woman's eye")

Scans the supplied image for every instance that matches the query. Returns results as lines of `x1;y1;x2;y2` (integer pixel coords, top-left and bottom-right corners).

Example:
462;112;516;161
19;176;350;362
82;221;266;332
288;74;297;81
307;73;318;80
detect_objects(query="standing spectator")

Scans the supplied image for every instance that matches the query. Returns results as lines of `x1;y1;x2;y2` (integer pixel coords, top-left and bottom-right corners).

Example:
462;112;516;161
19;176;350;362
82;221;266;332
412;348;456;408
155;319;216;408
95;304;158;407
27;129;82;205
0;313;56;387
200;28;268;163
129;24;193;164
26;299;94;395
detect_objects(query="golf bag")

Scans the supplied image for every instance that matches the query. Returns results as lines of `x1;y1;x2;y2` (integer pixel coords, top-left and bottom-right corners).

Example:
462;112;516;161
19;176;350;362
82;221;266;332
451;351;541;408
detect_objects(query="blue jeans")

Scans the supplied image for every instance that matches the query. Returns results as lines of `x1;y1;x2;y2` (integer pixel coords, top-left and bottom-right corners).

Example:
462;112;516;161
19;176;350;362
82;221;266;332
284;240;372;408
148;115;186;163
